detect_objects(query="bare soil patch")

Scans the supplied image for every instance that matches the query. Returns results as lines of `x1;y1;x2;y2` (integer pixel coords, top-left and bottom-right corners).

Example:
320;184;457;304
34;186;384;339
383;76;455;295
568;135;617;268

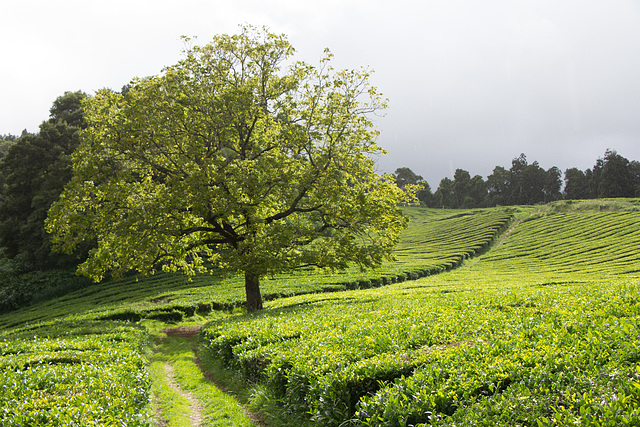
162;325;203;338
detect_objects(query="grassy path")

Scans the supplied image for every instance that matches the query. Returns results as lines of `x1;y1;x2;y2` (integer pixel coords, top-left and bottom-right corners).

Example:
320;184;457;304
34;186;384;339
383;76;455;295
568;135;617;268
149;323;259;427
465;217;522;268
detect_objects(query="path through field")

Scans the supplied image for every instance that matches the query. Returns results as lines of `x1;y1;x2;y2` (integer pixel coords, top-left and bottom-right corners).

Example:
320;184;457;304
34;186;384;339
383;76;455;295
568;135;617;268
151;325;261;427
163;361;204;426
465;217;522;268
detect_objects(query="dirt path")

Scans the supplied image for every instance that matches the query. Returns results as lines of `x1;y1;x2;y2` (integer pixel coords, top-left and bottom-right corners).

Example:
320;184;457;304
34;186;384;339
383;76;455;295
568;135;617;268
158;325;268;427
494;218;522;249
163;361;204;427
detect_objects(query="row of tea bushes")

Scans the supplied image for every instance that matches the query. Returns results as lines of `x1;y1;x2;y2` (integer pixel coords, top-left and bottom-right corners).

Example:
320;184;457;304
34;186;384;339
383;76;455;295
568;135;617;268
478;211;640;275
0;321;150;426
355;280;640;426
200;276;640;426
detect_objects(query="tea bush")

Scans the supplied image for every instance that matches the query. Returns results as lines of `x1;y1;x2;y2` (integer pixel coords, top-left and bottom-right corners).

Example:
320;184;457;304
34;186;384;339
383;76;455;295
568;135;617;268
0;321;150;426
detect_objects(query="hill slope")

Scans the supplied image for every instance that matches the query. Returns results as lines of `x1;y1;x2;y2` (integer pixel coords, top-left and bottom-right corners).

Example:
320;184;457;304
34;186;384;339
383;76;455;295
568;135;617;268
1;199;639;426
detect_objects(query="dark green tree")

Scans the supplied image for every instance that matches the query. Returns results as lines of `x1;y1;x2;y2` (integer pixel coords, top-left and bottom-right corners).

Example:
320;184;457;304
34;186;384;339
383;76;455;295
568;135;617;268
416;182;433;206
630;160;640;197
394;167;432;206
0;91;87;269
486;166;510;206
543;166;562;203
0;135;17;159
468;174;487;208
564;167;589;200
452;169;471;208
597;149;635;198
394;167;424;189
433;177;455;208
508;153;529;205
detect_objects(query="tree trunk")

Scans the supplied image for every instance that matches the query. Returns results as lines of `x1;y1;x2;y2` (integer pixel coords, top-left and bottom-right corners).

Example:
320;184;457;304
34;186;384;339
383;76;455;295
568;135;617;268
244;271;263;313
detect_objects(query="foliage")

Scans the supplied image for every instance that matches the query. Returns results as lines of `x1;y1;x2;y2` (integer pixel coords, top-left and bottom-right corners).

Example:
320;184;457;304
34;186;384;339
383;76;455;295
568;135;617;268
410;149;639;209
46;26;407;312
588;149;639;198
0;134;17;159
0;269;91;314
0;321;150;426
0;91;87;271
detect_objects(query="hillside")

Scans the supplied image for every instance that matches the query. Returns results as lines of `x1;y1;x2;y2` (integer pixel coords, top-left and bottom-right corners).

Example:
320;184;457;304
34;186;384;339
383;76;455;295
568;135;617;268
1;199;639;426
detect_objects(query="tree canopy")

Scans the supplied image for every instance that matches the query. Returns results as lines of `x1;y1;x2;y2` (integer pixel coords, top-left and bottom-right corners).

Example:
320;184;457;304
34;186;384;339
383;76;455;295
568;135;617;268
46;26;408;312
0;91;87;270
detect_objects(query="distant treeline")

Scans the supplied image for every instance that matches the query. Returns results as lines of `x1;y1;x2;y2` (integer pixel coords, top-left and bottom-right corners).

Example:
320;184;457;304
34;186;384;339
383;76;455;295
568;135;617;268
395;150;640;209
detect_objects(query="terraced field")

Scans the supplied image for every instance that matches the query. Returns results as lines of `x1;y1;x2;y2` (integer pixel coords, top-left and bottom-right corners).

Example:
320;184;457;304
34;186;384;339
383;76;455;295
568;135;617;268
199;200;640;425
0;207;513;330
1;200;639;426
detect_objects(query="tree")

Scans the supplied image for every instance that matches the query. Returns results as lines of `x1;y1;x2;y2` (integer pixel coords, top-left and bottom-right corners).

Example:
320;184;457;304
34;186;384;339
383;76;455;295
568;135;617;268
564;167;588;200
46;27;408;312
631;160;640;197
0;134;17;159
543;166;562;203
416;181;433;206
433;177;455;208
0;91;87;270
597;149;634;198
452;169;471;208
468;174;487;208
486;166;510;206
393;167;423;189
394;167;430;205
508;153;529;205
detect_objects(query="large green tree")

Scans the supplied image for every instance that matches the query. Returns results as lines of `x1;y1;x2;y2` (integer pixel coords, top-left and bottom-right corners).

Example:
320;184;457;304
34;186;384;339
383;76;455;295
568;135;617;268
46;27;408;312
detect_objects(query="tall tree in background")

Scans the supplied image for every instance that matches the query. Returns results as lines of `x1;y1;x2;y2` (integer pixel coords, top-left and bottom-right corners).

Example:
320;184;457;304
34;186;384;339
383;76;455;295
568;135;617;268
47;27;408;312
486;166;510;206
452;169;471;208
394;167;432;205
0;135;17;159
0;91;86;270
394;167;423;189
631;160;640;197
543;166;562;203
597;149;635;198
468;174;487;207
508;153;529;205
564;167;589;200
433;177;455;208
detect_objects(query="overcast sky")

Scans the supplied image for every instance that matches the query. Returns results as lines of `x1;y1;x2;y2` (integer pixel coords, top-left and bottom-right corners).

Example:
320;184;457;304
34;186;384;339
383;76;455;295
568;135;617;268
2;0;640;186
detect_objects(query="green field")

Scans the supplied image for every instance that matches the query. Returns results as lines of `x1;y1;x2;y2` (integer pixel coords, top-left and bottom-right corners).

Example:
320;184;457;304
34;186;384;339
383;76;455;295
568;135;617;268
1;199;639;426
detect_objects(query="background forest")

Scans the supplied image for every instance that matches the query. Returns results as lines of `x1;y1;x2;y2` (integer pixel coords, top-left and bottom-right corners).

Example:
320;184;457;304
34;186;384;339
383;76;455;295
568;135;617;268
397;149;640;209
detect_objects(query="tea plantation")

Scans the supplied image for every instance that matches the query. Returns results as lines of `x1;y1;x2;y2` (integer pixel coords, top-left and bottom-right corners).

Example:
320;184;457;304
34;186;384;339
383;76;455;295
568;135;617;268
1;200;639;426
